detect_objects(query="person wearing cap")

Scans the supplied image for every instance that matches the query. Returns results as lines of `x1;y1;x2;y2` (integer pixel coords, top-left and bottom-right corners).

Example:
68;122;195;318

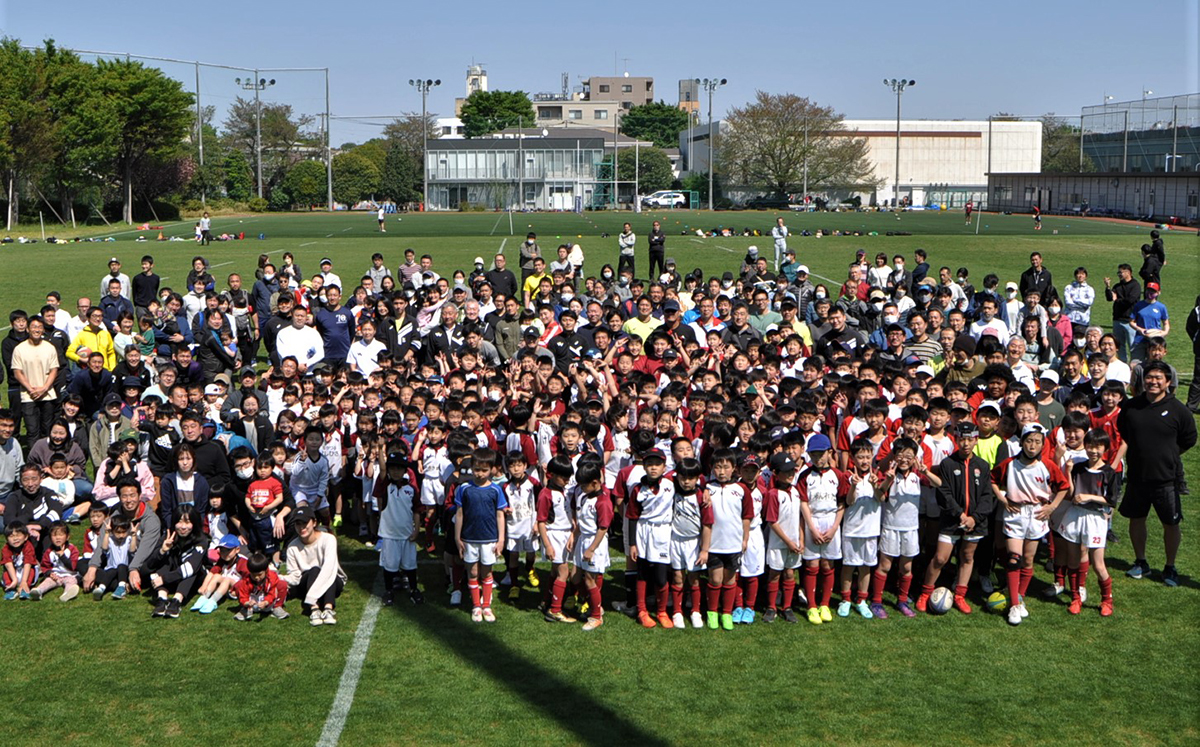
916;420;995;614
283;505;347;625
1034;369;1066;430
625;448;676;628
100;258;132;302
317;258;342;295
93;428;155;507
1128;281;1169;363
88;393;136;470
762;451;803;623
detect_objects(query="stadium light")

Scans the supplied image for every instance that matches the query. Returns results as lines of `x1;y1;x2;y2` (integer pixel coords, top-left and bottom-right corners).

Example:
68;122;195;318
701;77;726;211
237;73;276;199
883;78;915;211
410;78;441;211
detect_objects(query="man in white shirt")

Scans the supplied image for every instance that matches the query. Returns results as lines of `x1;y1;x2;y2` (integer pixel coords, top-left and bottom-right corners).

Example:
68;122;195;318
64;297;90;342
771;216;789;272
377;205;387;233
275;307;325;373
968;296;1009;340
319;258;343;294
199;212;212;245
99;258;132;301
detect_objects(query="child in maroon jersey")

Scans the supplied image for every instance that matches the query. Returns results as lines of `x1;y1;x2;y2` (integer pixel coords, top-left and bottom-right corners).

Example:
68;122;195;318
29;522;79;601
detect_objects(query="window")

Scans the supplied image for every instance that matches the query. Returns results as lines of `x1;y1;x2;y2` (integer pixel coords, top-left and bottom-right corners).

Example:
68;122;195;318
594;110;609;120
538;106;561;120
1069;193;1081;204
568;109;583;120
1188;193;1198;208
598;84;610;93
993;186;1012;201
621;84;632;93
1023;186;1036;202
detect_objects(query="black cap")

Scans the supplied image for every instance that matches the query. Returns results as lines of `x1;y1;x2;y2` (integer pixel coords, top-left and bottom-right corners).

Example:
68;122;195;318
954;421;979;438
643;449;667;464
769;453;797;473
291;505;316;526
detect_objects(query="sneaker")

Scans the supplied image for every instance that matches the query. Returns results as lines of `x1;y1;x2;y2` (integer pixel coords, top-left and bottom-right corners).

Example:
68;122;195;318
855;601;874;619
819;605;833;622
611;600;630;614
527;570;540;588
897;602;916;618
199;597;218;614
1018;603;1029;619
582;616;604;631
743;609;756;625
1041;583;1065;600
671;612;686;629
637;611;657;628
782;608;799;624
28;589;42;601
471;607;484;623
482;607;496;623
506;586;520;602
111;584;127;601
1107;528;1120;544
92;585;106;601
166;598;181;618
234;608;251;621
1100;598;1114;617
731;607;745;624
60;585;78;602
382;589;395;607
3;590;17;601
449;589;463;606
720;613;733;630
795;589;808;608
690;611;704;629
762;608;777;624
707;610;719;629
915;593;929;613
578;600;590;617
1068;599;1082;615
1007;605;1022;626
310;610;325;627
869;602;888;619
656;612;674;629
1126;559;1149;579
545;610;576;624
1163;566;1180;588
837;600;852;618
332;514;343;529
979;575;994;595
323;609;337;625
953;595;972;614
152;597;168;616
271;607;290;620
408;589;425;605
806;607;823;625
190;597;206;611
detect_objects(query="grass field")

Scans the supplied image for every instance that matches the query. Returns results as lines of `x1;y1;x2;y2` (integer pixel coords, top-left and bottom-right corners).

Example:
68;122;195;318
1;209;1198;746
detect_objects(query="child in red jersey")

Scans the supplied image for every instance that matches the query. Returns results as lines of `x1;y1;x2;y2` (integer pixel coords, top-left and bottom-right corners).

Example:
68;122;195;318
538;454;576;624
839;439;882;619
797;434;849;625
627;449;676;629
570;460;613;631
245;453;285;559
1061;430;1119;617
233;552;290;620
669;457;712;630
992;424;1069;626
762;452;803;624
29;521;79;601
2;522;38;600
874;437;938;618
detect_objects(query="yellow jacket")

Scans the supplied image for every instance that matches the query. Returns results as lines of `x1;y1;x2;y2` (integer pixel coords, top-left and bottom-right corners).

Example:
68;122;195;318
67;326;117;370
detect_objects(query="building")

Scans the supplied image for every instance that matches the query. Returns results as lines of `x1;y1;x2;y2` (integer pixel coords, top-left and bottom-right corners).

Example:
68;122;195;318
424;127;653;212
680;118;1042;208
678;79;700;114
1081;93;1199;173
986;172;1199;222
530;74;654;128
435;117;465;139
582;76;654;109
454;64;488;117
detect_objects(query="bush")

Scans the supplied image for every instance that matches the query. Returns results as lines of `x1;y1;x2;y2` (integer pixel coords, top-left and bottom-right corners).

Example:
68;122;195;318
268;190;292;212
247;197;268;213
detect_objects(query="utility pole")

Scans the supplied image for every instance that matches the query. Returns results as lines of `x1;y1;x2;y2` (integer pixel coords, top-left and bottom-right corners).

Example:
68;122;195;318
701;77;726;211
195;62;204;206
409;78;440;211
325;68;333;211
237;73;275;199
883;78;915;210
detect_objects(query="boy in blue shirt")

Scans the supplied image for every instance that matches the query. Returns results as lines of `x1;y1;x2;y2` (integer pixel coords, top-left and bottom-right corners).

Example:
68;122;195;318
454;447;507;623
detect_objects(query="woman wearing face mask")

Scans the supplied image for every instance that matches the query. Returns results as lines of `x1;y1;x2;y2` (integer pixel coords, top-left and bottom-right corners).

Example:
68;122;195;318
1046;298;1074;351
805;284;830;325
888;254;912;295
159;442;211;526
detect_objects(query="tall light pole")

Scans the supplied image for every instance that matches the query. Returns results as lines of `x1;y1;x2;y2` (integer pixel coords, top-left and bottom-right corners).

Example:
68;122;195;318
883;78;915;210
701;77;726;211
236;74;275;199
409;78;440;211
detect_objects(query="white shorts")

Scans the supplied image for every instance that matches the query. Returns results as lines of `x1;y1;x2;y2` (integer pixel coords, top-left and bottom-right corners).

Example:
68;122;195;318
542;528;571;565
572;535;611;574
766;546;802;571
462;541;498;566
842;536;879;567
420;480;445;507
802;516;842;561
634;522;672;565
880;527;920;558
937;530;985;545
1003;504;1050;541
1060;506;1108;549
505;533;539;554
669;535;702;571
378;538;418;572
740;529;765;577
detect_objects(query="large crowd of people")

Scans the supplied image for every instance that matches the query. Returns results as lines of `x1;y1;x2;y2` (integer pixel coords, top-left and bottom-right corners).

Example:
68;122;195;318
0;221;1195;630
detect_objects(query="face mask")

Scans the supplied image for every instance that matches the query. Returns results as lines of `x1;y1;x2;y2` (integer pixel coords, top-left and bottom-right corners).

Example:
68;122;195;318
957;277;967;285
235;466;254;480
618;277;629;286
1049;306;1061;315
918;292;932;301
883;314;899;324
815;291;827;300
602;271;613;280
263;273;275;282
561;293;574;302
896;289;907;297
527;240;535;246
895;263;905;271
872;302;885;312
1007;290;1017;299
1074;337;1086;348
488;389;503;402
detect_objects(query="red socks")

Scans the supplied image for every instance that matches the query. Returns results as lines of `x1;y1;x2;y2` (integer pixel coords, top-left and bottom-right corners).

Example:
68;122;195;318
897;574;913;603
1054;565;1067;588
1018;568;1034;598
671;584;684;614
482;577;493;608
782;578;796;609
720;584;737;615
820;567;835;607
656;585;669;615
803;566;818;608
766;580;780;610
706;583;720;613
1007;569;1021;605
1099;576;1113;601
588;585;603;619
468;580;481;609
841;587;852;604
1078;560;1090;591
550;579;566;614
954;584;968;600
635;580;648;614
870;571;887;605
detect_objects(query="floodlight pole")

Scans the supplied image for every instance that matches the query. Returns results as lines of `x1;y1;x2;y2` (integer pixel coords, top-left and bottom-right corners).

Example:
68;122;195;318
409;78;440;211
325;68;333;211
701;78;726;211
884;78;914;210
237;72;275;199
195;62;204;205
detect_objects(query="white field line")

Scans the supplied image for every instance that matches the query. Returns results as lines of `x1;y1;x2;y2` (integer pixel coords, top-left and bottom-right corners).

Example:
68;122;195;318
315;574;383;747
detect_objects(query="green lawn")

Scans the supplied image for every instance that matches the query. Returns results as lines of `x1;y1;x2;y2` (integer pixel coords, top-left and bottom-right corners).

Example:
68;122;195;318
0;210;1197;746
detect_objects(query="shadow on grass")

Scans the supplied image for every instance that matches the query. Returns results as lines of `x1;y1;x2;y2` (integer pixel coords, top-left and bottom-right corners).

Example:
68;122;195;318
346;569;669;747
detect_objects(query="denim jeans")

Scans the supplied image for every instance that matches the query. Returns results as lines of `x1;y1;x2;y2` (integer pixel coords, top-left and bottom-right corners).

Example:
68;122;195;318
1113;321;1136;362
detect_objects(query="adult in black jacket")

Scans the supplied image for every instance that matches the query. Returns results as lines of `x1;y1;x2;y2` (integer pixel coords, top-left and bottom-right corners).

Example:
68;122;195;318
261;295;295;367
485;254;518;301
1116;362;1197;585
195;310;238;383
647;221;667;281
1104;264;1141;362
67;353;113;420
1186;294;1200;413
546;311;586;373
1018;252;1055;306
145;505;208;616
918;421;995;612
227;446;295;547
5;465;67;546
3;319;28;436
176;412;232;496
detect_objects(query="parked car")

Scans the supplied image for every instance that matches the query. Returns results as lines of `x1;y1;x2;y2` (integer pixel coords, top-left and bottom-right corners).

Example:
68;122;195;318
642;191;687;209
743;195;791;210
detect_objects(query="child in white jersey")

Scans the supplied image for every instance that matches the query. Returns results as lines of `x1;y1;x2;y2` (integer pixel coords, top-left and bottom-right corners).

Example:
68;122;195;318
668;457;711;630
838;439;882;619
705;450;753;631
570;460;613;631
873;437;938;618
378;452;423;607
797;434;849;625
502;451;540;601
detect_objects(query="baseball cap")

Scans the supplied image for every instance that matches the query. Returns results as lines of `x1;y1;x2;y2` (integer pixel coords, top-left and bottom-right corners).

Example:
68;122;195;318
643;449;667;464
977;401;1002;417
103;393;122;408
1005;281;1018;291
950;400;971;413
769;452;798;473
666;257;676;266
122;375;144;389
869;289;887;302
522;326;540;338
954;421;979;438
1039;370;1060;385
662;299;681;313
915;364;936;379
320;257;333;266
584;347;603;360
204;384;222;396
1021;423;1047;438
796;264;809;275
721;271;734;282
1146;281;1160;292
784;248;796;256
739;454;761;469
217;534;241;550
118;427;139;442
473;256;484;266
291;505;316;526
806;433;833;453
108;257;120;265
213;373;232;387
239;367;257;379
747;246;758;256
902;353;921;366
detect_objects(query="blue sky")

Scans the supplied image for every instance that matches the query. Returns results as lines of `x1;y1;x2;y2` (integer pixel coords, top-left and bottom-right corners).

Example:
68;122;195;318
3;0;1198;145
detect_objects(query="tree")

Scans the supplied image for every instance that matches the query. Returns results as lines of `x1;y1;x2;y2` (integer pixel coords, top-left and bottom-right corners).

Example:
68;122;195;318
332;151;380;205
223;150;253;201
719;92;878;196
1041;114;1096;173
620;102;691;149
95;57;193;223
382;114;437;163
617;146;673;193
0;39;56;229
380;142;420;204
349;139;388;173
282;159;328;208
221;98;318;198
460;90;535;138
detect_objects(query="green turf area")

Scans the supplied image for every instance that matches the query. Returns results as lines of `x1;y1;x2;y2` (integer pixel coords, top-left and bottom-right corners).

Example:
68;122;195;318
0;210;1197;745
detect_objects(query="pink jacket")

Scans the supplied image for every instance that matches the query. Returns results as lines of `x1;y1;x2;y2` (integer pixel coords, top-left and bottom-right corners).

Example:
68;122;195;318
92;459;155;505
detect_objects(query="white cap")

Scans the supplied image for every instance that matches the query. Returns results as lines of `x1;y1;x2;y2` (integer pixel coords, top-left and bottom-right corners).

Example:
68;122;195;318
204;384;222;396
474;256;484;265
797;265;810;275
747;245;758;255
915;364;936;378
1039;369;1060;384
1005;281;1018;290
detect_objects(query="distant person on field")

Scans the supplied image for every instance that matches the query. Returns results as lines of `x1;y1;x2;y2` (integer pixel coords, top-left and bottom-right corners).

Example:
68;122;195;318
377;204;387;232
199;212;212;246
771;216;789;272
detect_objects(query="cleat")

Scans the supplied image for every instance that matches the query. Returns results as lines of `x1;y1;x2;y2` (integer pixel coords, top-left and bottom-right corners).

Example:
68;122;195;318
671;612;686;629
60;585;78;602
409;589;425;605
3;590;16;601
234;608;250;621
915;593;929;613
527;570;540;589
331;514;343;529
471;607;484;623
92;586;106;601
1007;605;1023;626
743;609;756;625
721;613;734;631
897;602;916;618
637;612;657;628
199;598;218;614
806;607;823;625
449;590;462;606
544;610;576;624
855;601;874;619
707;610;719;629
837;600;852;618
482;607;496;623
28;589;42;601
781;608;799;624
1018;602;1029;619
382;590;395;607
1079;587;1088;603
795;589;808;609
869;602;888;619
953;595;973;614
690;611;704;629
582;616;604;631
656;612;674;629
1068;599;1082;615
731;607;745;624
271;607;290;620
310;610;325;626
819;605;833;622
507;586;521;602
1041;584;1065;600
190;597;205;611
762;608;777;623
1163;566;1180;588
579;601;590;617
1100;599;1113;617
